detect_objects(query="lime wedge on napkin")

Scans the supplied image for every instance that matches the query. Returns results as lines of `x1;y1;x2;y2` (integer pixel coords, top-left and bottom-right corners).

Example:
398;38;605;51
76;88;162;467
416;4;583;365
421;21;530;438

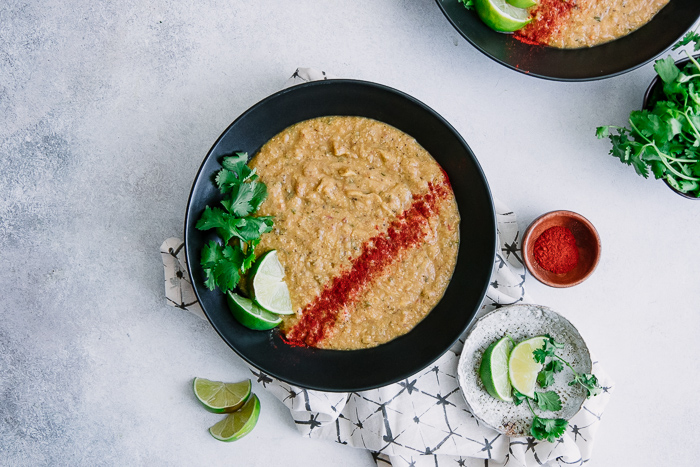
209;394;261;442
193;377;252;413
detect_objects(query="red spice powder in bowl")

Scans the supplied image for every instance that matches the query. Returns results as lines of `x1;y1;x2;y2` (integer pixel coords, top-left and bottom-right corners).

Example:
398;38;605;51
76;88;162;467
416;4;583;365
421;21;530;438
521;211;601;288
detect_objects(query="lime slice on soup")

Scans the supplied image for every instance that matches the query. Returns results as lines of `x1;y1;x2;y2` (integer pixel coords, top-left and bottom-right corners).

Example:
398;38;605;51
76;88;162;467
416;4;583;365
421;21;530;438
475;0;532;33
479;336;514;402
227;291;282;330
508;336;546;398
193;377;252;413
208;394;261;442
251;250;294;315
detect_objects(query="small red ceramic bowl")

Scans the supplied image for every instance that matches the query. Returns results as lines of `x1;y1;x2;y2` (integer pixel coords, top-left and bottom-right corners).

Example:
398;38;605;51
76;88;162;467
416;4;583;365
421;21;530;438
521;211;601;288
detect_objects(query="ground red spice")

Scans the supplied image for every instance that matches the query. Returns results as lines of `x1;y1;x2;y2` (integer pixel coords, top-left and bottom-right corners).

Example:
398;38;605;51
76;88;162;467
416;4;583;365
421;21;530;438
283;176;452;347
533;226;579;274
515;0;575;46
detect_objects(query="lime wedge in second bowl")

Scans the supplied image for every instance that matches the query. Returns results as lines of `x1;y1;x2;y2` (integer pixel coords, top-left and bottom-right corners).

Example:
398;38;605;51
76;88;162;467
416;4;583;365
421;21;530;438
209;394;261;442
507;0;537;9
475;0;532;33
227;291;282;330
193;377;252;413
508;336;546;398
251;250;293;315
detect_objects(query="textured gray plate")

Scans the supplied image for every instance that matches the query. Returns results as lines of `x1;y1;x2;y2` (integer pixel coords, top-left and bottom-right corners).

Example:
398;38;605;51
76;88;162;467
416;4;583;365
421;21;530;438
458;304;591;437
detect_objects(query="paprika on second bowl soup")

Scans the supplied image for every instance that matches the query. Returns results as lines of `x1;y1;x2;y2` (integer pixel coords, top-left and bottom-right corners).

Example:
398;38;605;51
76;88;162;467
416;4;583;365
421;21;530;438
521;211;601;288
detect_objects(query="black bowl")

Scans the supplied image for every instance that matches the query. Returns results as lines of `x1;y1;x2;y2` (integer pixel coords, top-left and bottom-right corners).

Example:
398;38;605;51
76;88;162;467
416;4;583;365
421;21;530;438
435;0;700;81
184;80;497;392
643;55;700;199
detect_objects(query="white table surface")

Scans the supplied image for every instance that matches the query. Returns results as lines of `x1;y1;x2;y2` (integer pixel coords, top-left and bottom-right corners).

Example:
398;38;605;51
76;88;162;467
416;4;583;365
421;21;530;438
2;1;699;465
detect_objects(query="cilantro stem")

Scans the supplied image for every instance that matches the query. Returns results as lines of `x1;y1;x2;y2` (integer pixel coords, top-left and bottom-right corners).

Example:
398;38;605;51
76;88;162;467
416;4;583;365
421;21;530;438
552;354;578;374
683;109;700;140
629;121;700;181
684;49;700;74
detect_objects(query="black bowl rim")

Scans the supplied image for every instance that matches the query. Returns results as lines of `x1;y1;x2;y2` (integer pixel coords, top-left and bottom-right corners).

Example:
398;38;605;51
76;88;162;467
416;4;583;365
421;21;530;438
643;54;700;200
434;0;700;82
183;79;497;391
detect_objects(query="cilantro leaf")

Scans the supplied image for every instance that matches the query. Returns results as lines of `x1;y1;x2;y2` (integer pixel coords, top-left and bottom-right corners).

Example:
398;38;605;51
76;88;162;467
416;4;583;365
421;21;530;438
654;56;681;84
196;153;276;296
214;259;240;292
196;206;232;232
534;391;563;412
570;373;603;398
595;126;611;138
201;240;224;268
531;417;568;443
512;388;528;406
672;31;700;52
458;0;474;10
221;152;256;183
223;182;258;217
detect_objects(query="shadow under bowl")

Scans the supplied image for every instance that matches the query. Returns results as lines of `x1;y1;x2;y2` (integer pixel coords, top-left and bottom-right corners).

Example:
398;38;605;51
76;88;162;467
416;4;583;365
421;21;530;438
521;211;600;288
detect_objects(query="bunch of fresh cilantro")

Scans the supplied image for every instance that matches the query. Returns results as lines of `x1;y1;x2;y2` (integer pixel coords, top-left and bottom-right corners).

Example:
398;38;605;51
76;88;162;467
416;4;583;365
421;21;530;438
195;152;273;293
514;335;602;442
597;31;700;197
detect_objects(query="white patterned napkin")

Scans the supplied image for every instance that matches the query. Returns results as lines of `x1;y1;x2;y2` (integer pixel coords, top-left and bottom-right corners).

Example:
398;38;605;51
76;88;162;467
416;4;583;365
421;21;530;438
160;68;614;467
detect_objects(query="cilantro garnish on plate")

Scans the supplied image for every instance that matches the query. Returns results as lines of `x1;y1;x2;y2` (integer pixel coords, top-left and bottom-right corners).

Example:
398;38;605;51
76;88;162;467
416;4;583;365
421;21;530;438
596;31;700;197
195;152;273;293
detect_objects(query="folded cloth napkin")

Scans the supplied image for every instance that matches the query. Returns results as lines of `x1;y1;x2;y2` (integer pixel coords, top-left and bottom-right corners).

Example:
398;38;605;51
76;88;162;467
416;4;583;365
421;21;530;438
160;68;614;467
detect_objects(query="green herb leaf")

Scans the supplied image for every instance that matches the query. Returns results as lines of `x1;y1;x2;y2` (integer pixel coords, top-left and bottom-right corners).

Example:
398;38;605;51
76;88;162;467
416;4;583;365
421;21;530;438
672;31;700;52
512;388;528;406
531;417;568;443
458;0;474;10
570;373;603;398
196;153;275;294
537;359;564;388
534;391;563;412
654;56;681;84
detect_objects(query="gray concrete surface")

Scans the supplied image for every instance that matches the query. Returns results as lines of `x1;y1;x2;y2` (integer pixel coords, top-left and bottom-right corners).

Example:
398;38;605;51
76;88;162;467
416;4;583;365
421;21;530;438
1;0;699;465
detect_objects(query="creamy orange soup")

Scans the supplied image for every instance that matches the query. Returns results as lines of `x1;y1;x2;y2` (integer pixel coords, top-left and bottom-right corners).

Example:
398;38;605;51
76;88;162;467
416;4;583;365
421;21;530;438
249;117;460;350
518;0;669;49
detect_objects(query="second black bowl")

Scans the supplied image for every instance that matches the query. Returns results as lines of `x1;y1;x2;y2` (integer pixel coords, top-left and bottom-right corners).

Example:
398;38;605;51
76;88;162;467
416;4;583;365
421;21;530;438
435;0;700;81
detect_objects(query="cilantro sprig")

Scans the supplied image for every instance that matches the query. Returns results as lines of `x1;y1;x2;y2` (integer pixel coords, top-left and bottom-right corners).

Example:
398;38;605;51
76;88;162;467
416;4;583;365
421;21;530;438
498;335;602;443
458;0;474;9
512;388;567;443
534;335;602;398
196;153;273;293
596;31;700;197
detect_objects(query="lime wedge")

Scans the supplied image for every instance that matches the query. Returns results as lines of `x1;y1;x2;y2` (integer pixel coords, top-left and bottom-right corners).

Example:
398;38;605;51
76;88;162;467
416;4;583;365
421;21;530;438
475;0;532;32
507;0;537;8
251;250;293;315
193;377;252;413
479;336;514;402
227;291;282;330
209;394;261;442
508;336;546;398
